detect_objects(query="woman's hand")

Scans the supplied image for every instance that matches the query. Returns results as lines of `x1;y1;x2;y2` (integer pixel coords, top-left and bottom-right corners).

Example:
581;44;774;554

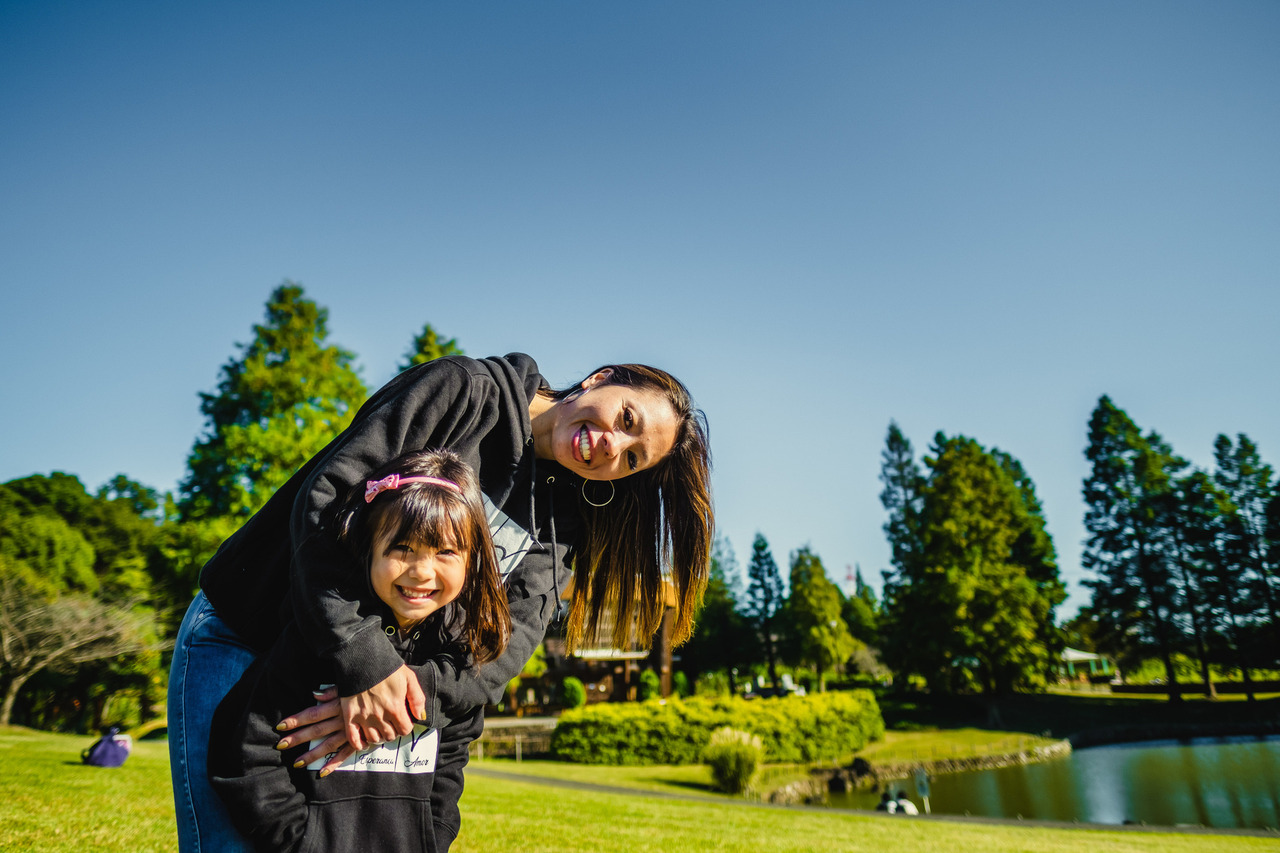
275;686;354;775
340;664;427;751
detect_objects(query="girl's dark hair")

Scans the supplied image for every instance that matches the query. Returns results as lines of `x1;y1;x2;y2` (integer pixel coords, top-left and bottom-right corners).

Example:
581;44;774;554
336;449;510;665
543;364;714;653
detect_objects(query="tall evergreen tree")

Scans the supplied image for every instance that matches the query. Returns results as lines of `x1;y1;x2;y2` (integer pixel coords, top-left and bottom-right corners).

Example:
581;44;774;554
880;422;924;577
743;533;784;689
178;283;368;520
397;323;464;372
881;430;1064;695
1082;396;1187;702
1213;435;1278;635
786;547;854;691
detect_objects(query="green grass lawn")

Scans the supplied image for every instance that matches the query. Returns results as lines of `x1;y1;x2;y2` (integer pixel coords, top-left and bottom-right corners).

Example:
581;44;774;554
4;725;1273;852
0;725;177;852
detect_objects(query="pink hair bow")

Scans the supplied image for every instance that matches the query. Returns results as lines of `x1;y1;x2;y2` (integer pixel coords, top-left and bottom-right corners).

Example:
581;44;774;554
365;473;461;503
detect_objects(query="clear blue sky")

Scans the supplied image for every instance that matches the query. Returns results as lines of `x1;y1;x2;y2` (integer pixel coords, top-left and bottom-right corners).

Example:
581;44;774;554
3;1;1278;617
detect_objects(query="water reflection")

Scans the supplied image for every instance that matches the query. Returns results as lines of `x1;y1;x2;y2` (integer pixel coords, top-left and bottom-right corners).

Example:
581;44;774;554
828;734;1280;829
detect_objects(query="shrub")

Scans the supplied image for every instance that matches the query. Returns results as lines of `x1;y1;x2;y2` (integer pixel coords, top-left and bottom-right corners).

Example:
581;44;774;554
703;727;763;794
638;669;661;701
550;690;884;765
672;671;691;698
559;677;587;710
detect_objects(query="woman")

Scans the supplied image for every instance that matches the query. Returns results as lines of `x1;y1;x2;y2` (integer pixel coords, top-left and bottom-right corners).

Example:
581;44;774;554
168;353;713;852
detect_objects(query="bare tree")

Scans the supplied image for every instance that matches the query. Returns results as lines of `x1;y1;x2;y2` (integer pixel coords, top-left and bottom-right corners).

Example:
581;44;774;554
0;568;167;725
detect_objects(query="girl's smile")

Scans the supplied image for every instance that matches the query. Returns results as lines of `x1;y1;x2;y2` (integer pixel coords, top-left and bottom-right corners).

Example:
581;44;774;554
370;533;467;630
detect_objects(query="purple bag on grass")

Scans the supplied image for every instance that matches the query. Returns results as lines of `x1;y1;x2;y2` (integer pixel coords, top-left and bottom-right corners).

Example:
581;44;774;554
82;726;132;767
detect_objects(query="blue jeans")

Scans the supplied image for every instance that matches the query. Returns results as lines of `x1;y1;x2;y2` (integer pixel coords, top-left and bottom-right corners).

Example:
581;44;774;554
168;592;258;853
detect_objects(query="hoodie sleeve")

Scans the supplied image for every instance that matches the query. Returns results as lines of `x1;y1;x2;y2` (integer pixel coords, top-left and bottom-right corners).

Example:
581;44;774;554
288;357;505;696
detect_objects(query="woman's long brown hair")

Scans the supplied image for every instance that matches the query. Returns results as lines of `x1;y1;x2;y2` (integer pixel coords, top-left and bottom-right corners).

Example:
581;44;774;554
546;364;714;653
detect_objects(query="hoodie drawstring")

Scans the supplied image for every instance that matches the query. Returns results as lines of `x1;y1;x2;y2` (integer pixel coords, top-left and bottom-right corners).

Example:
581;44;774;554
528;444;562;617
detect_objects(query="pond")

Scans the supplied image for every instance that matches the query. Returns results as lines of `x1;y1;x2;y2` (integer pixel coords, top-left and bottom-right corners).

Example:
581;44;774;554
827;735;1280;830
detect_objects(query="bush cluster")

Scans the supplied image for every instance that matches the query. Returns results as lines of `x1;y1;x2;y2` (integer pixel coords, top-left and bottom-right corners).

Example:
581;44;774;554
703;727;763;793
559;677;587;709
550;690;884;765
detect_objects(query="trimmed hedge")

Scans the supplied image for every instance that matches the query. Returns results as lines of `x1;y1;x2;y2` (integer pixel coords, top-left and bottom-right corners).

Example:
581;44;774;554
550;690;884;765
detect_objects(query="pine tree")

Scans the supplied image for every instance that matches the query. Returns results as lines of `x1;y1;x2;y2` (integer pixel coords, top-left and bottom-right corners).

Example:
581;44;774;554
1082;396;1187;702
178;283;368;520
398;323;463;372
1213;435;1278;632
880;429;1064;695
743;533;784;689
786;547;854;691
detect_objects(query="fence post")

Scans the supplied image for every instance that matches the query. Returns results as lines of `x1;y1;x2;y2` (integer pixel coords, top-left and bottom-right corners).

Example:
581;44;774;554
516;734;523;763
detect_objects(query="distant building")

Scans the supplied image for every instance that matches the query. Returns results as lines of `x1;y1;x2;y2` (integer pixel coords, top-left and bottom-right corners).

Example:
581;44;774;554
1059;647;1116;682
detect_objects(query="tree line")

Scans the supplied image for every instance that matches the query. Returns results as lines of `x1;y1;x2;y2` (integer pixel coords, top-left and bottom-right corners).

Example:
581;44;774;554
4;283;1276;729
1080;396;1279;702
681;404;1278;703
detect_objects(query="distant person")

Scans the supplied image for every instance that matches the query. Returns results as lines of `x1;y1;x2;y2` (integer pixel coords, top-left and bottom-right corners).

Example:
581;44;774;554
81;725;132;768
209;450;510;852
895;790;919;815
875;790;897;813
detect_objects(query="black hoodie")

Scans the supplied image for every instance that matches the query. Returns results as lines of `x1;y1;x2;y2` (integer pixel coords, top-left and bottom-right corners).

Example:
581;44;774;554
209;613;478;853
198;353;580;729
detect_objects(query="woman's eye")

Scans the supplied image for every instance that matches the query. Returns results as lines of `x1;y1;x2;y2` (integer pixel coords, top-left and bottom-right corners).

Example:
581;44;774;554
624;408;634;430
628;451;638;472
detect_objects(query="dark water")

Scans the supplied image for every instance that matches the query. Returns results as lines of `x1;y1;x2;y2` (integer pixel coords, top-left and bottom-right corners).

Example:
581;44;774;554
828;735;1280;829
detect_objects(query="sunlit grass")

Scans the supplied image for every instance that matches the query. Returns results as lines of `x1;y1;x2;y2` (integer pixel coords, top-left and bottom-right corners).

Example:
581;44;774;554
2;725;1272;852
854;728;1060;765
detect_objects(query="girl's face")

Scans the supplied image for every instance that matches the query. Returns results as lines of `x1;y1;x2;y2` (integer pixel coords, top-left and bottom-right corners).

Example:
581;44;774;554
548;370;680;481
370;530;467;630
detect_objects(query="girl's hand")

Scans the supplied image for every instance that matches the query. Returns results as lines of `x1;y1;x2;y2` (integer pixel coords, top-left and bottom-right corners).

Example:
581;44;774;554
340;664;427;751
275;687;354;774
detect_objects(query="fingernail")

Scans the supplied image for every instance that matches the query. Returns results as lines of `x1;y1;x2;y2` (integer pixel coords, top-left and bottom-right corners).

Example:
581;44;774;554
319;767;332;778
276;739;289;750
275;721;288;732
293;759;304;768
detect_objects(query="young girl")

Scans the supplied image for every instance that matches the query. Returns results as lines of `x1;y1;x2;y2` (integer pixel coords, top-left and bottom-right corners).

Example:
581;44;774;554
208;449;510;853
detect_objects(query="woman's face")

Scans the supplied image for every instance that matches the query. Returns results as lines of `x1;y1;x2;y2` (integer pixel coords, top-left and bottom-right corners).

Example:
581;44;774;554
370;530;467;630
549;370;679;481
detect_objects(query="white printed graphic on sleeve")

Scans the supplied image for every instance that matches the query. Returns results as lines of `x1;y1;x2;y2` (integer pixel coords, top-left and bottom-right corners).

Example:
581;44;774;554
482;494;533;581
306;725;439;775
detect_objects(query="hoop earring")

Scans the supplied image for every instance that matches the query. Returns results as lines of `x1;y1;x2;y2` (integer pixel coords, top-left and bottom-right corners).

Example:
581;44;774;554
581;479;615;508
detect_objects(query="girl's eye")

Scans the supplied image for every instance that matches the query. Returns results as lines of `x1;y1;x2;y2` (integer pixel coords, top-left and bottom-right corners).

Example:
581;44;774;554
628;451;638;472
389;543;413;555
437;548;457;557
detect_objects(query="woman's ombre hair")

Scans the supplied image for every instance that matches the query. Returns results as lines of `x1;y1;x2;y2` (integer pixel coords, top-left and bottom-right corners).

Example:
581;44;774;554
543;364;713;654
